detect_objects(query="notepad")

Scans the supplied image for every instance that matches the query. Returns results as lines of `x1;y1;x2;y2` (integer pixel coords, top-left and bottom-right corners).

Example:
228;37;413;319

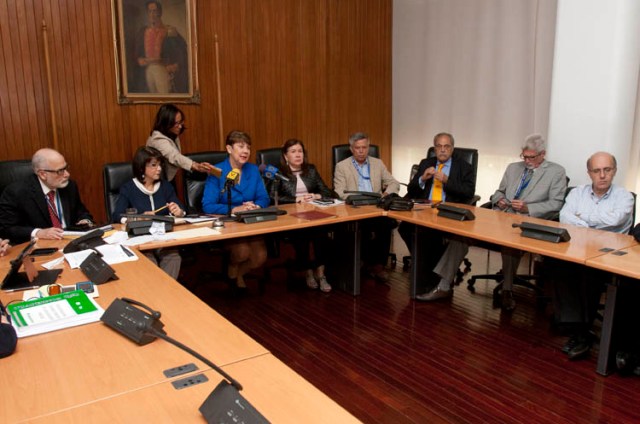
7;290;104;338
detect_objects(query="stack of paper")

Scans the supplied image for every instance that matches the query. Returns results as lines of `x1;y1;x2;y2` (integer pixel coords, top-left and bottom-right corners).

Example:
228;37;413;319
7;290;104;338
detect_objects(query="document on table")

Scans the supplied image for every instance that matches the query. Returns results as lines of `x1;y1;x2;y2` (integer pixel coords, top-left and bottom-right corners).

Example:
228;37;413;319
95;244;138;263
8;290;104;338
63;245;138;268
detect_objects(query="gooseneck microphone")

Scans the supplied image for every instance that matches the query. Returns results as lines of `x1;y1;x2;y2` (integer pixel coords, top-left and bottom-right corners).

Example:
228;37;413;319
221;169;240;194
258;164;290;182
226;169;240;184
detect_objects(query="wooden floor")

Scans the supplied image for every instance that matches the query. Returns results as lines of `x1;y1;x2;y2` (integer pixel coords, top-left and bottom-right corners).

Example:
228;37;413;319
181;237;640;423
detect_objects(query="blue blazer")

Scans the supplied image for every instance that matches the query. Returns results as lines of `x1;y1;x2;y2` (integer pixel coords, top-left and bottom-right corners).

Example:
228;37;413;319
202;158;270;214
111;179;183;223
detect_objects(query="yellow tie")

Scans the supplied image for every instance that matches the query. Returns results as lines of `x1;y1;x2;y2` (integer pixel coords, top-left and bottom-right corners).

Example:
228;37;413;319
432;163;444;202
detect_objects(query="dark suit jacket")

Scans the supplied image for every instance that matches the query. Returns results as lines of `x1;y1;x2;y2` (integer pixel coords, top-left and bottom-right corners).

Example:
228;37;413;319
268;165;336;204
406;156;475;204
0;174;93;244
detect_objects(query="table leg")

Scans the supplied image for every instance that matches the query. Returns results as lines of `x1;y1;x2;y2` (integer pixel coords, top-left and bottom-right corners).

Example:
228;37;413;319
597;274;619;375
332;221;361;295
410;226;430;298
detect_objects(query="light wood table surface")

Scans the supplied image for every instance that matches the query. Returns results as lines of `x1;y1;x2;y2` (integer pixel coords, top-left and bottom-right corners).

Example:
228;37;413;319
27;354;361;423
136;203;383;251
0;245;268;423
389;204;637;264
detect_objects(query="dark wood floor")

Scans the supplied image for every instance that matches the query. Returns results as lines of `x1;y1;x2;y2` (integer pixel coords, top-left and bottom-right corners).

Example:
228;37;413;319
181;239;640;423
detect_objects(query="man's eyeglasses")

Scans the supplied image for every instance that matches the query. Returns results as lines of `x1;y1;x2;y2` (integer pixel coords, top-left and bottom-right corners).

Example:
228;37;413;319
41;165;69;176
520;153;541;160
588;167;615;175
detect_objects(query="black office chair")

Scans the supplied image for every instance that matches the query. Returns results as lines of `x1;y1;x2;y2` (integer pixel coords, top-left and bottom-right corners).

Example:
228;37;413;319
102;161;133;222
466;177;572;307
402;147;480;273
182;151;228;214
0;159;34;197
256;148;282;168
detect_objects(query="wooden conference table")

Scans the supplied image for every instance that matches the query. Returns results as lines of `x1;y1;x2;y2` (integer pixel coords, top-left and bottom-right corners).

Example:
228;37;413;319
388;203;638;376
138;202;384;296
586;245;640;375
0;243;358;423
129;201;639;376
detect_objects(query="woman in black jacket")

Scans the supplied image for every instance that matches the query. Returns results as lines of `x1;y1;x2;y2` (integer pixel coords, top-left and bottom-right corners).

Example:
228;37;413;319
269;139;337;292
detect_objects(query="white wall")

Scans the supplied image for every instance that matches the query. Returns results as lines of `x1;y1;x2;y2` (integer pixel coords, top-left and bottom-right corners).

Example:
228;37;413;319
392;0;557;203
547;0;640;187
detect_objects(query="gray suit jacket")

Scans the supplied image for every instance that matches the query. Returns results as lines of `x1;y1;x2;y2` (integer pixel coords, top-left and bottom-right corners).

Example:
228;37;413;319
491;160;567;219
333;156;399;200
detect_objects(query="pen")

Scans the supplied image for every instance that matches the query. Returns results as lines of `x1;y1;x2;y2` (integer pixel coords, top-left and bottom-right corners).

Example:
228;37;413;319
120;245;134;258
151;205;168;214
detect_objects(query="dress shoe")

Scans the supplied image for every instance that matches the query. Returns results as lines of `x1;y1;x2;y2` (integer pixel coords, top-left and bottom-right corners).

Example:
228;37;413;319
566;334;592;360
367;265;390;283
373;270;390;283
501;290;516;312
416;287;452;302
567;337;591;361
562;334;580;354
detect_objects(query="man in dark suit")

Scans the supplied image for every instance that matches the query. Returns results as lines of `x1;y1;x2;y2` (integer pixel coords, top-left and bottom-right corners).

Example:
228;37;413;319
0;148;93;244
398;132;476;278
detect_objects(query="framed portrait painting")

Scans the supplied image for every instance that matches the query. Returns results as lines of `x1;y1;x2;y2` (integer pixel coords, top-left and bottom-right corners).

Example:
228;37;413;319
111;0;199;104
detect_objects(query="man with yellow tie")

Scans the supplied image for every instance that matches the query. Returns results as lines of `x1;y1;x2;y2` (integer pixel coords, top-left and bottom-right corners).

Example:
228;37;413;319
398;133;476;279
417;134;566;310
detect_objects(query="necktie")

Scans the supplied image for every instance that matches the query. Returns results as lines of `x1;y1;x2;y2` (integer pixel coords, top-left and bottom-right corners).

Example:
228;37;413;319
46;191;62;229
431;163;444;202
514;169;533;199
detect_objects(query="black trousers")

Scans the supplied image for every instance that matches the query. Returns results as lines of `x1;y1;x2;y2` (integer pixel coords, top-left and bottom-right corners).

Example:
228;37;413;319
360;217;397;267
549;259;605;331
288;227;332;271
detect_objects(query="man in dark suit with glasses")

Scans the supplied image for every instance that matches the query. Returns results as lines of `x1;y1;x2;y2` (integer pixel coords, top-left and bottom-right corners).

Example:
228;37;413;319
0;148;93;244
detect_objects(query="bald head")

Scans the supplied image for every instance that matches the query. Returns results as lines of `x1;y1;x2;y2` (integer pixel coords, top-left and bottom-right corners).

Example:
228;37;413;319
587;151;616;171
587;151;617;196
32;148;65;172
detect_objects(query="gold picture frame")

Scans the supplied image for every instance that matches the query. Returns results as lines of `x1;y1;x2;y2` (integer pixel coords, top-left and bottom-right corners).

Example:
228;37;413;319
111;0;199;104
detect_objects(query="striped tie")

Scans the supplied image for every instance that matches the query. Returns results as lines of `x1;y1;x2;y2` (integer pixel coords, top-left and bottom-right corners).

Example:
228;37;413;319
47;191;62;229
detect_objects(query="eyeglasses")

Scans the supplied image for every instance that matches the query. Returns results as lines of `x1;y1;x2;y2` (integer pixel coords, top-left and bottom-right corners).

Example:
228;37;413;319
588;167;615;175
173;120;185;127
41;165;69;176
520;153;542;160
435;144;453;151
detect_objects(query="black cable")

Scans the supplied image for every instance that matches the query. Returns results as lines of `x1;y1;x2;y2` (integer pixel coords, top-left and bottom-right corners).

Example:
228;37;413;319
146;326;243;391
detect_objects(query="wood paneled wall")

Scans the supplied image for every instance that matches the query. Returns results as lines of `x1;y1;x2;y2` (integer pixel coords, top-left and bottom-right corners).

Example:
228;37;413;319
0;0;391;222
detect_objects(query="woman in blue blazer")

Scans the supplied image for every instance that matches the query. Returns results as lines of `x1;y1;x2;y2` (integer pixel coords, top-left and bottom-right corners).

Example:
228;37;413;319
202;131;269;290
